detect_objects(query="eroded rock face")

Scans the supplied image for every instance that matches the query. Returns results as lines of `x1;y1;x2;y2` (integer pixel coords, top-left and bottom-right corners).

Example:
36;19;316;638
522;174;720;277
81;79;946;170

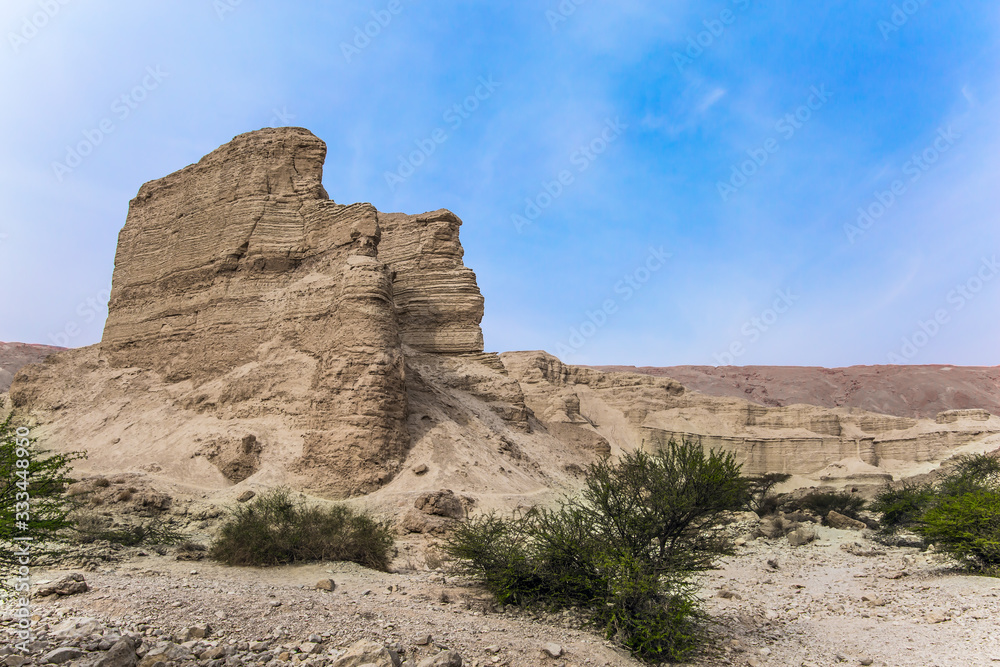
502;351;1000;479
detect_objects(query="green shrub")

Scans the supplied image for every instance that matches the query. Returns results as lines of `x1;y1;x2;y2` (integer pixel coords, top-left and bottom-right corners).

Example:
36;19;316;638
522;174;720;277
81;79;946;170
870;481;935;533
786;490;866;522
209;487;394;570
1;416;84;568
444;441;749;663
918;490;1000;573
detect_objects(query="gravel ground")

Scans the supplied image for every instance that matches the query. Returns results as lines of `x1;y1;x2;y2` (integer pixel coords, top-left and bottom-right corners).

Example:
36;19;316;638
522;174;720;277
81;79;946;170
3;526;999;667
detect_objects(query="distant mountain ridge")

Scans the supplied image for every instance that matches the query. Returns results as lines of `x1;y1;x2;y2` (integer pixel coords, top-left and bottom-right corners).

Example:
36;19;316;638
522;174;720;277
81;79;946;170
587;364;1000;419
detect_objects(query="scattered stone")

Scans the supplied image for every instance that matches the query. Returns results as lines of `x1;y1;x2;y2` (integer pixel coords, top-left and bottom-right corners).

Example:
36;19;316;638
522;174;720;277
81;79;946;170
316;578;337;592
541;643;563;658
237;490;256;503
412;463;429;475
414;634;433;646
860;659;874;666
36;573;89;597
826;511;867;531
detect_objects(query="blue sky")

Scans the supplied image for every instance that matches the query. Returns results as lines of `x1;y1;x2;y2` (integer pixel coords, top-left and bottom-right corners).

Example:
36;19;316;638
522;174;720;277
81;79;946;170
1;0;998;367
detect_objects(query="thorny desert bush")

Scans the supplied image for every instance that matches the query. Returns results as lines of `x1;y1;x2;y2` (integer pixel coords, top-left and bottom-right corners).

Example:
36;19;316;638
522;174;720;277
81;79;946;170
444;441;750;663
1;416;84;569
745;472;791;516
210;487;395;570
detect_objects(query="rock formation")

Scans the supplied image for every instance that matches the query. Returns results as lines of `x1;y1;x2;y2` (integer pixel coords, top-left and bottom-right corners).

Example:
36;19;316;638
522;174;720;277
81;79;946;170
6;128;587;500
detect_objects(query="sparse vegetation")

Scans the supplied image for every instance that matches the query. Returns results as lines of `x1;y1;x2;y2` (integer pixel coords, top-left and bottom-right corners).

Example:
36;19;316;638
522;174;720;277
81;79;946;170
785;490;867;523
209;487;395;570
872;453;1000;575
443;441;751;663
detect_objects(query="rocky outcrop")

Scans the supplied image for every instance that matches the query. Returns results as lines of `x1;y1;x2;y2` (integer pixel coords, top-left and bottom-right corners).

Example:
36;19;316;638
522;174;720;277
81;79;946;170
8;128;572;501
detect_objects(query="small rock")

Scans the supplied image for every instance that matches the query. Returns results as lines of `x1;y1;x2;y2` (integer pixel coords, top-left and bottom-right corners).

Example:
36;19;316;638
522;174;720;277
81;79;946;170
412;464;429;475
180;624;211;641
3;656;28;667
860;659;874;666
541;643;563;658
315;579;337;592
237;490;256;502
330;639;396;667
414;635;433;646
299;643;322;655
787;526;817;546
926;610;949;624
417;651;463;667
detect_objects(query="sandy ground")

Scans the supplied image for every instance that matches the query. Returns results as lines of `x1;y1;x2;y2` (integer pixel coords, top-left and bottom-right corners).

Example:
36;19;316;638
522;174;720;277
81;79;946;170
6;525;1000;667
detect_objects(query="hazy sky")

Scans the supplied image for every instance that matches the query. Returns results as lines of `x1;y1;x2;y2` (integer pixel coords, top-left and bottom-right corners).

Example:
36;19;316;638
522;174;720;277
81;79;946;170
1;1;998;367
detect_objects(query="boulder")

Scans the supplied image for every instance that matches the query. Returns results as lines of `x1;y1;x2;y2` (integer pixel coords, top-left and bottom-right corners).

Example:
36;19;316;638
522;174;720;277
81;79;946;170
93;637;138;667
826;510;867;531
414;490;465;519
36;573;89;598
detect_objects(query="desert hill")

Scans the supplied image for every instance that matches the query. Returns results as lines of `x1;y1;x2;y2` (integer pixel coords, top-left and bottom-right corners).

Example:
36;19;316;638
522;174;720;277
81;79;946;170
0;342;64;393
3;127;998;511
590;363;1000;419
